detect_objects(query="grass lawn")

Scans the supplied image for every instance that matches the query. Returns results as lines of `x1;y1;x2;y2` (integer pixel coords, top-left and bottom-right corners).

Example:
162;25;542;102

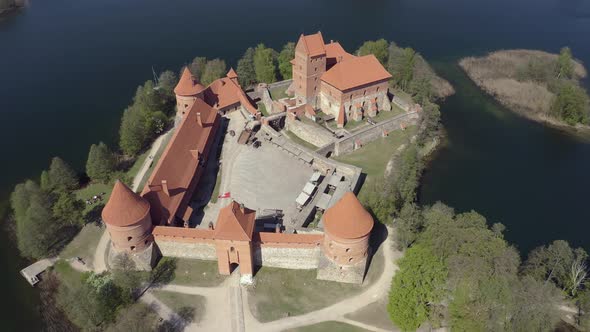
126;150;150;180
345;299;396;331
257;102;269;116
248;267;361;322
168;258;226;287
152;290;206;323
287;321;369;332
283;130;319;150
75;182;111;215
334;126;416;178
247;230;386;322
269;85;289;100
53;259;85;286
59;223;103;268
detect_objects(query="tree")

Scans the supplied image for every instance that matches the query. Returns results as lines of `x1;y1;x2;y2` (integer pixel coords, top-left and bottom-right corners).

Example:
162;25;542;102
157;70;177;98
550;81;589;125
237;47;257;87
388;244;447;331
254;44;277;83
388;43;416;91
522;240;588;295
47;157;78;192
357;39;389;66
105;303;158;332
57;272;129;330
416;102;441;146
201;58;227;86
52;191;84;226
579;285;590;330
509;276;560;331
119;106;148;156
359;175;398;224
86;142;116;182
277;42;295;80
556;47;574;79
394;202;423;249
189;56;207;80
17;193;61;258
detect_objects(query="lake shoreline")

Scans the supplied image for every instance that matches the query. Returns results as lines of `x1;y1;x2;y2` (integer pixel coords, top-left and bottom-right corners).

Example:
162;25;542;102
459;49;590;137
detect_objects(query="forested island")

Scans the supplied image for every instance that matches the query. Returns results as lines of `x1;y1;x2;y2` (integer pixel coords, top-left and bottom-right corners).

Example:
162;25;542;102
6;35;590;331
460;49;590;130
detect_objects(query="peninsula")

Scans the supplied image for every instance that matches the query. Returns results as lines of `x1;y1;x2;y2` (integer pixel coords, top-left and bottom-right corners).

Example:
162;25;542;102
460;49;590;130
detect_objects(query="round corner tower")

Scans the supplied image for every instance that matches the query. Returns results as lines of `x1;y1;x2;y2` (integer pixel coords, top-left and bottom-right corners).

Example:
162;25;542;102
102;180;153;252
322;191;374;266
174;66;205;117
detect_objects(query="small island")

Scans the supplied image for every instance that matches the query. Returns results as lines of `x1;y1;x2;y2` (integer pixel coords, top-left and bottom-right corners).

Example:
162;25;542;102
460;49;590;130
0;0;24;16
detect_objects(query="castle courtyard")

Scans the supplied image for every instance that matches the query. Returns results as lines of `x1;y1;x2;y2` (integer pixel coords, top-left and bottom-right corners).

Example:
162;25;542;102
227;140;314;219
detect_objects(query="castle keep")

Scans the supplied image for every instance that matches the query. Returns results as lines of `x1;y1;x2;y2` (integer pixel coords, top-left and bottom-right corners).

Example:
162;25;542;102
290;32;393;127
101;33;382;284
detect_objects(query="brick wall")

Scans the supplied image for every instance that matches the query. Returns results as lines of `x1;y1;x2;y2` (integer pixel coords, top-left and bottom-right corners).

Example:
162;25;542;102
253;245;321;269
155;239;217;260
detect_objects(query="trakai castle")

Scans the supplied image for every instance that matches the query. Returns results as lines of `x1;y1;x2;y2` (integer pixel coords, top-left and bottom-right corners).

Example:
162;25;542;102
101;32;394;284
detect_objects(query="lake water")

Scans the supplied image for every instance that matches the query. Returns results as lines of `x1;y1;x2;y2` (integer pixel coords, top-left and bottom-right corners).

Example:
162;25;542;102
1;0;590;329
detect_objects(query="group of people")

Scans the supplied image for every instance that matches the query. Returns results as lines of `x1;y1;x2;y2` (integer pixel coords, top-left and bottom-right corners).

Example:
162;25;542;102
85;192;106;205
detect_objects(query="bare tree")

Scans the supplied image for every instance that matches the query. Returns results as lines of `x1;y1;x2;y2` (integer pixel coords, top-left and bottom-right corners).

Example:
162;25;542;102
568;259;587;297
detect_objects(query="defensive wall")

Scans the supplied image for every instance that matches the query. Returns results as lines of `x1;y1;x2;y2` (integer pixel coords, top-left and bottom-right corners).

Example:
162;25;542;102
316;110;419;157
285;116;335;147
152;225;324;270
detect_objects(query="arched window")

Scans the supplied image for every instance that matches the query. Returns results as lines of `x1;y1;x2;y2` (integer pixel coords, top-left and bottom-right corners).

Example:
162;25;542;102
230;247;235;252
363;90;367;96
127;236;132;241
376;87;380;92
348;257;353;262
130;246;136;251
345;248;350;253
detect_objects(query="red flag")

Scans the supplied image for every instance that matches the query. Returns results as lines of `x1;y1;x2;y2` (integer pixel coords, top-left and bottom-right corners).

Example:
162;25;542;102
218;192;231;199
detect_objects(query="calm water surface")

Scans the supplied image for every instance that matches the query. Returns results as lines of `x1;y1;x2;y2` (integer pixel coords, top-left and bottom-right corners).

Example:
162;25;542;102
1;0;590;329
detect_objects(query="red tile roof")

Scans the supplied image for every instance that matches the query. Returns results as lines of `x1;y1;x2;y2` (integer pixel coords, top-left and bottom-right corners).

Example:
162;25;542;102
141;98;219;224
325;42;354;63
323;192;373;239
298;32;326;57
102;181;150;227
214;201;256;241
204;77;258;115
174;67;205;96
321;55;392;91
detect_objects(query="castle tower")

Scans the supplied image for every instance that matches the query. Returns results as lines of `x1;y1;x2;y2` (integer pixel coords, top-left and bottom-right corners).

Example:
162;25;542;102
174;67;205;118
317;192;374;283
214;201;256;283
226;67;239;87
292;32;327;107
102;181;153;254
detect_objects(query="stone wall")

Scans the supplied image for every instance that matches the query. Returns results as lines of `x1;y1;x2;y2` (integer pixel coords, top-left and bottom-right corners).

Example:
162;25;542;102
253;245;321;269
285;117;334;147
155;240;217;260
334;111;419;156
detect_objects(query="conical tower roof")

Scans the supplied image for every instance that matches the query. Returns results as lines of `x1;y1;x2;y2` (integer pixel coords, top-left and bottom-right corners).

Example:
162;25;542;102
226;67;238;79
323;192;373;239
102;180;150;227
174;67;205;96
